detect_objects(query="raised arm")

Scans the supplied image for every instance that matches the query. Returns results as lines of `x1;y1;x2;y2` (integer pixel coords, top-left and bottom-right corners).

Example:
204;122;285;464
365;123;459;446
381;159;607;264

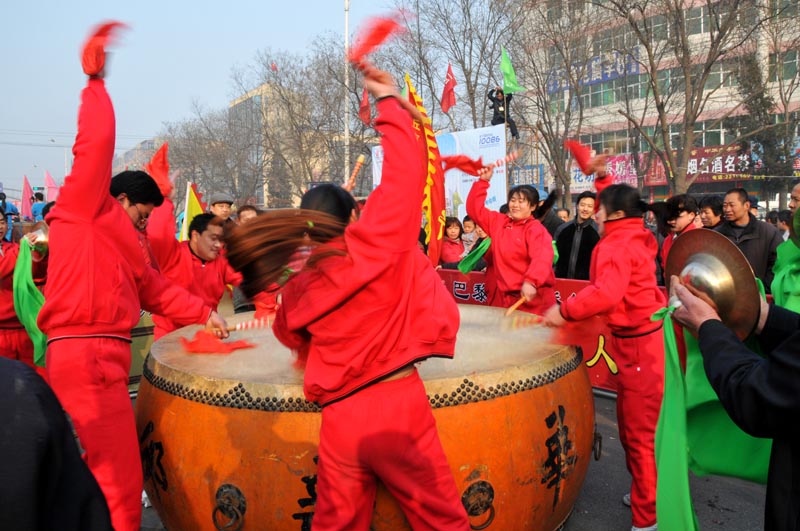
350;65;426;251
466;176;501;238
560;244;629;321
146;197;184;276
55;79;115;221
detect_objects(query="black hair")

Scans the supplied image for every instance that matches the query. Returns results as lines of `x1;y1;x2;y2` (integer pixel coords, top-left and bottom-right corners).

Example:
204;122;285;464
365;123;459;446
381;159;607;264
188;213;223;238
766;210;779;224
499;203;509;215
575;191;596;206
300;184;357;226
110;170;164;207
778;210;792;224
34;192;44;201
42;201;55;218
665;194;698;220
445;216;463;239
598;184;649;219
462;215;473;225
507;184;540;206
724;188;749;205
238;205;259;216
698;195;723;216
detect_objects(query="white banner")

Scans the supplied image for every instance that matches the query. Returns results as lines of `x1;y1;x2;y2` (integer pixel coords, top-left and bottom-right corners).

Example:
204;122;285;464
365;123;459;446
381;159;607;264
372;125;508;222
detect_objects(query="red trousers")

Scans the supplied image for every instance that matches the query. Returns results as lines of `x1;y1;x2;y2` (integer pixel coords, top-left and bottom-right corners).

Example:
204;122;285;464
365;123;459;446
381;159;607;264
46;337;142;531
0;327;47;380
313;370;470;531
609;328;665;529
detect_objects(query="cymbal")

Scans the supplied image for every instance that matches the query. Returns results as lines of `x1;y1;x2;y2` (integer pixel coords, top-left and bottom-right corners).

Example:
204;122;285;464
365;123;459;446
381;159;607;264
789;207;800;249
665;229;760;340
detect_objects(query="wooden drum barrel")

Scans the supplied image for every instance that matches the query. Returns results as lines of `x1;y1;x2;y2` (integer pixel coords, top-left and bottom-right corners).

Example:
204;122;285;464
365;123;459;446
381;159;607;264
135;305;595;531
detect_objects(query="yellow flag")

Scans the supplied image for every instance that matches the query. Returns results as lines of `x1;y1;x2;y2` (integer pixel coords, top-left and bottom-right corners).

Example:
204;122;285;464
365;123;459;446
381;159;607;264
179;182;206;241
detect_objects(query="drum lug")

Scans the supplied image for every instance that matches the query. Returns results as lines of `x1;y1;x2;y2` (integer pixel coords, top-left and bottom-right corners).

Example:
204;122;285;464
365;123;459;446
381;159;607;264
212;484;247;531
593;425;603;461
461;480;496;530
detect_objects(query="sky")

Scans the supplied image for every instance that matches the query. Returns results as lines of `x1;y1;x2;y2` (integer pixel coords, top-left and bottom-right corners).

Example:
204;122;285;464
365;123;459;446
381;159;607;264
0;0;384;199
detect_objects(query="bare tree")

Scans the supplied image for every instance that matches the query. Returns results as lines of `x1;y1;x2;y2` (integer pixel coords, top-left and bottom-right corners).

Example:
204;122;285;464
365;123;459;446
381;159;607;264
595;0;773;194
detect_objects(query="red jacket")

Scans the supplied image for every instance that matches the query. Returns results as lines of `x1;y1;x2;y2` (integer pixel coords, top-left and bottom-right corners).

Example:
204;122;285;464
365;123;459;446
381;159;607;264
147;197;241;339
0;242;48;329
466;179;555;314
660;221;698;273
561;217;665;333
272;98;459;406
440;237;464;263
38;79;212;342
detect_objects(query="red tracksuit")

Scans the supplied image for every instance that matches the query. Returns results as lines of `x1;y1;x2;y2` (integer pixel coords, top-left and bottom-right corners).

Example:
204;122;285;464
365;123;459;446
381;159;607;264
440;237;464;264
272;97;469;531
147;197;242;339
560;217;665;529
38;78;213;531
466;179;556;315
0;242;33;367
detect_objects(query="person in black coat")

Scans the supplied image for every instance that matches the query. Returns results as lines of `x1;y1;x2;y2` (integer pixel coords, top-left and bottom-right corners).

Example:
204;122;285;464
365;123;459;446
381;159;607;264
0;358;112;530
672;277;800;531
554;191;600;280
487;87;519;139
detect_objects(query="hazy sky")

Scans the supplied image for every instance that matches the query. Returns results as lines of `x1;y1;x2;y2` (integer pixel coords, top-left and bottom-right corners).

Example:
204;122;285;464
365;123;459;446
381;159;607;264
0;0;383;198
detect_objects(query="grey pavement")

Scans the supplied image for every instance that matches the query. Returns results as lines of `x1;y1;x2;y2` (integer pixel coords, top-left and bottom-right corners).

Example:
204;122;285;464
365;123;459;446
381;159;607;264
141;394;766;531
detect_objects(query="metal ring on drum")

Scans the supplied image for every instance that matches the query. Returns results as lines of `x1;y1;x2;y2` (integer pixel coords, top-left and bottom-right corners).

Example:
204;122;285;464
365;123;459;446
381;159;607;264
135;305;595;531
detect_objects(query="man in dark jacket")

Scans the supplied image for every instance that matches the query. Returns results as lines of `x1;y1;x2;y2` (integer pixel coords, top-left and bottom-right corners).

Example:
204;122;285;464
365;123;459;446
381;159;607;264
554;191;599;280
715;188;782;291
672;277;800;531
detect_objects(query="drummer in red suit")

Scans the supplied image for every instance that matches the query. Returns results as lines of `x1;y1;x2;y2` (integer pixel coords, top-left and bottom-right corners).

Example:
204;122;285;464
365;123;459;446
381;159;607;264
227;63;470;531
37;23;229;531
0;212;46;369
147;198;242;339
542;162;665;531
466;173;556;315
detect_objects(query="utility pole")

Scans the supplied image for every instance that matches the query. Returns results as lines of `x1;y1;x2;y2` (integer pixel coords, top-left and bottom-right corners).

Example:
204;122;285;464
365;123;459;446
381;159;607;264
344;0;351;184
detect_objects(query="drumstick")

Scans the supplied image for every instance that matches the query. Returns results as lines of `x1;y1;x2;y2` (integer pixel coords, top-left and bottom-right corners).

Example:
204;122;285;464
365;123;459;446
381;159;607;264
490;150;520;168
505;296;527;316
225;318;272;333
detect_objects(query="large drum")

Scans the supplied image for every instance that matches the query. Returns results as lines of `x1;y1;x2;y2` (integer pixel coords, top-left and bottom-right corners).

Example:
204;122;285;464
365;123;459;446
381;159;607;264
135;305;595;531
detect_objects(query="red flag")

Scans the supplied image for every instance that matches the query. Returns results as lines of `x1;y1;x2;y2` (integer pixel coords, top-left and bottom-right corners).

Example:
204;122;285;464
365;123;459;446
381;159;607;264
564;139;593;175
359;87;371;126
271;62;278;72
441;63;457;113
81;21;127;76
21;176;33;220
144;143;172;196
348;15;404;64
44;171;60;202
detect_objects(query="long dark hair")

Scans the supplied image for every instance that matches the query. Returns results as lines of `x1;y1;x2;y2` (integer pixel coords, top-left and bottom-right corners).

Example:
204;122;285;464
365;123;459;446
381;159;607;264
598;184;648;219
226;209;347;298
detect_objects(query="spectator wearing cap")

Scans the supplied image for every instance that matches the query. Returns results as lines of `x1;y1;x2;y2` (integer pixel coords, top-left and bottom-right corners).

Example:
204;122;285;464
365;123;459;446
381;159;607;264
208;192;235;223
716;188;782;291
748;195;761;219
659;194;699;274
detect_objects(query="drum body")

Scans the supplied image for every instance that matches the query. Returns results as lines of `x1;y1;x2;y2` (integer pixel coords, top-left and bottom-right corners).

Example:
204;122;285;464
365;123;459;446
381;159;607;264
135;305;594;531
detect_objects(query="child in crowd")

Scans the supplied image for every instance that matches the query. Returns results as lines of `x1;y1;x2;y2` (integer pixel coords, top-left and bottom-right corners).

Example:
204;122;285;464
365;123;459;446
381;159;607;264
543;182;665;531
461;216;476;253
440;216;465;267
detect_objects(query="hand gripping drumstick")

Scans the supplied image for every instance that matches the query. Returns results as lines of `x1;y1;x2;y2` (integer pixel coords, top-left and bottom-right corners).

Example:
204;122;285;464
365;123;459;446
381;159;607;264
225;318;272;333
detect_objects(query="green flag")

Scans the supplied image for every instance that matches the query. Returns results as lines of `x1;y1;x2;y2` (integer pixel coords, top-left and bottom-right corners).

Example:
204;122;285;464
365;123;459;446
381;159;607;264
458;237;491;274
652;297;771;530
500;47;526;94
13;240;47;366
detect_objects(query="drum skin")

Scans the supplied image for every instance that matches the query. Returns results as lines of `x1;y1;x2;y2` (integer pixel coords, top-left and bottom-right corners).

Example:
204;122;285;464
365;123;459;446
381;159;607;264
136;305;594;531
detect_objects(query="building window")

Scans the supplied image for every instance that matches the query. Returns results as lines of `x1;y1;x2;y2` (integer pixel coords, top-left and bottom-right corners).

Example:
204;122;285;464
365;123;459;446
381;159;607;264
685;6;709;36
770;50;799;82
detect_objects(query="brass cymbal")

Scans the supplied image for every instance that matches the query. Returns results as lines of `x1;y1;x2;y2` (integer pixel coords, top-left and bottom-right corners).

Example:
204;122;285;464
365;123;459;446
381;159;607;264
789;207;800;249
665;229;760;340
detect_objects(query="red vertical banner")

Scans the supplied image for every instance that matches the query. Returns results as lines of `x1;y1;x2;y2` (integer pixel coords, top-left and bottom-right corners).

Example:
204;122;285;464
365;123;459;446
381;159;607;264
405;73;446;266
440;63;457;113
